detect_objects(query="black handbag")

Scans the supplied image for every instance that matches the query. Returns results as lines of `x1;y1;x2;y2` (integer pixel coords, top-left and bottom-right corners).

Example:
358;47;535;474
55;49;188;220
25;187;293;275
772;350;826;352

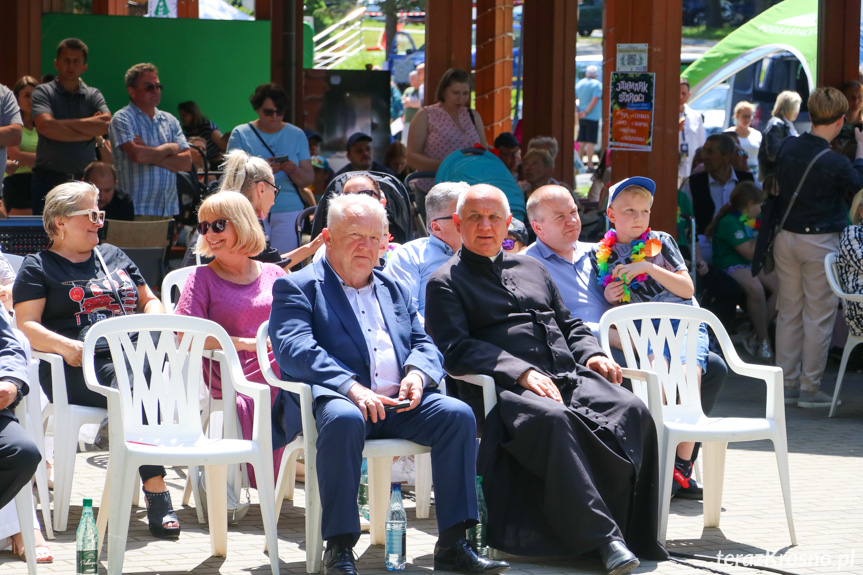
751;148;829;276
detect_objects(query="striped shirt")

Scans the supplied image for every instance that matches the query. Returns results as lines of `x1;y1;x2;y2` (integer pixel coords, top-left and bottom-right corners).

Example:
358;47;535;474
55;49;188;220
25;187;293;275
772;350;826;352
110;103;188;217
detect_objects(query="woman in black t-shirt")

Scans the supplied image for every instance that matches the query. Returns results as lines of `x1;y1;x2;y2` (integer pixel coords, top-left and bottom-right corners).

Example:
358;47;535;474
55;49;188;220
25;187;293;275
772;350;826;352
13;182;181;539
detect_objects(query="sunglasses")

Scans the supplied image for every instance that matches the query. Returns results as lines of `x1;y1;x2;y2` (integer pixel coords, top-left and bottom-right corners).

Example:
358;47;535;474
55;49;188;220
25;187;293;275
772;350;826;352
501;238;516;250
260;108;284;117
68;209;106;225
257;179;281;198
197;219;228;235
353;189;382;201
142;82;163;92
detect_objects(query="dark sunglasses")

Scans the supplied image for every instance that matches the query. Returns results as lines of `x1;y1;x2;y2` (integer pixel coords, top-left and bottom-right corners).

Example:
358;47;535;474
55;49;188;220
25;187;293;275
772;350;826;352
501;238;516;250
197;219;228;235
257;179;281;198
353;189;382;201
142;82;163;92
260;108;284;117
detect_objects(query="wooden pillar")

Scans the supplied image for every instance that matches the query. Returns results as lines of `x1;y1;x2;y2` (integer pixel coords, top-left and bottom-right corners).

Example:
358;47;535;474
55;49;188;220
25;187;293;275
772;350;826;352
92;0;128;15
521;0;576;186
817;0;861;89
270;0;305;126
605;0;682;236
0;0;41;88
475;0;514;143
177;0;198;19
424;0;472;106
256;0;271;20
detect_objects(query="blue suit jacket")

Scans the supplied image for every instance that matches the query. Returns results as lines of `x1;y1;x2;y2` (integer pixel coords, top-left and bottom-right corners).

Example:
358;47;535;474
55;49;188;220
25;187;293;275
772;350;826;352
269;257;444;448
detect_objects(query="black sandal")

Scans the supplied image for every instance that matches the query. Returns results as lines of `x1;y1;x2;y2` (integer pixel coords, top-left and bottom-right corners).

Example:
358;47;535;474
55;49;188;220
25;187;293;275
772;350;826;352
143;489;181;539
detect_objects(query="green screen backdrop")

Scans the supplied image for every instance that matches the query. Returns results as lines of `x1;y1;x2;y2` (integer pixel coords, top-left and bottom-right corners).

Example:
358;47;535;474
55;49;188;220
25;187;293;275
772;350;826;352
42;13;271;134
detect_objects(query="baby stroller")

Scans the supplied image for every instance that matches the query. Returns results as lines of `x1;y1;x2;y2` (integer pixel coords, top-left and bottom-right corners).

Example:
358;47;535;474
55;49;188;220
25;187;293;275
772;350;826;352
311;171;415;244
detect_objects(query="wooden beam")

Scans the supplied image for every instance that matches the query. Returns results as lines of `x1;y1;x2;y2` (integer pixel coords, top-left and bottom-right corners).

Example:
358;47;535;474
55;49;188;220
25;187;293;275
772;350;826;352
520;0;576;187
425;0;473;106
92;0;128;15
270;0;304;126
475;0;514;143
1;0;42;88
817;0;861;89
256;0;271;20
177;0;198;19
605;0;682;236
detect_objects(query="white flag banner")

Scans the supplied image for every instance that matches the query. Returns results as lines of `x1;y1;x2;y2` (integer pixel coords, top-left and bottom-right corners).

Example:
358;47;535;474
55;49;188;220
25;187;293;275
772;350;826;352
149;0;178;18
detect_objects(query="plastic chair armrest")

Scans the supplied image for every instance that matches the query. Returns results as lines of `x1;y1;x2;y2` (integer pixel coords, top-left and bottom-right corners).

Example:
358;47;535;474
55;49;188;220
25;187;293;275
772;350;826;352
451;373;497;417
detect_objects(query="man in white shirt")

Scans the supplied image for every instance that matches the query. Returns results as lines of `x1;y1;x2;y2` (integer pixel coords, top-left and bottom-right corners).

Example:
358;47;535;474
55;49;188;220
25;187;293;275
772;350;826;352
679;77;706;187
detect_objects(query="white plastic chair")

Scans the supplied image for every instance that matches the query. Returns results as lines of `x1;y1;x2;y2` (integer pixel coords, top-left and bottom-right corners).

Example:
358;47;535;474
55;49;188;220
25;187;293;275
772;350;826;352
824;252;863;417
81;315;280;575
33;350;106;532
161;265;223;522
13;397;38;575
256;320;433;574
160;266;198;314
24;359;53;540
598;302;796;545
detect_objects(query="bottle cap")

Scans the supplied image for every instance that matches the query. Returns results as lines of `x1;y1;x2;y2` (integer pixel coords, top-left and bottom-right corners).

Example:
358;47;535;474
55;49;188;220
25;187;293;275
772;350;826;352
83;498;93;507
391;482;402;491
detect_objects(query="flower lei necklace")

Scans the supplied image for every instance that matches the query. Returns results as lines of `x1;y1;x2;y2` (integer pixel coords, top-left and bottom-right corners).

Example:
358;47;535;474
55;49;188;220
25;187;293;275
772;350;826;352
595;228;661;302
735;210;760;232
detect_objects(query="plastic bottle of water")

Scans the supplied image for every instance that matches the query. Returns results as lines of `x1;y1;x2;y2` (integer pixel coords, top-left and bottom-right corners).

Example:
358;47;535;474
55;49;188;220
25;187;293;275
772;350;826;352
358;458;369;520
466;476;488;556
76;498;98;575
384;482;407;571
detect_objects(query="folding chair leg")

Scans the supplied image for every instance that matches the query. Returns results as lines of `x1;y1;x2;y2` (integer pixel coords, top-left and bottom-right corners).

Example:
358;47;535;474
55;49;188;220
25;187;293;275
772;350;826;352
205;464;229;557
415;452;431;519
830;340;858;417
702;441;727;528
14;479;38;575
368;456;393;545
773;436;797;545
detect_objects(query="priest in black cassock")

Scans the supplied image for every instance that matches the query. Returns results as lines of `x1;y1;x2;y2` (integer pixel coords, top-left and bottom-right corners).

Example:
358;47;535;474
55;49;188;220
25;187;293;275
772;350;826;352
425;185;666;575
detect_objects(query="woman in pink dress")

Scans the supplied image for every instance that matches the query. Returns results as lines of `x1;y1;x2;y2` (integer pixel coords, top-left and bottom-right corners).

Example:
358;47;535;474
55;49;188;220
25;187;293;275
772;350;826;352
407;68;487;198
175;191;296;486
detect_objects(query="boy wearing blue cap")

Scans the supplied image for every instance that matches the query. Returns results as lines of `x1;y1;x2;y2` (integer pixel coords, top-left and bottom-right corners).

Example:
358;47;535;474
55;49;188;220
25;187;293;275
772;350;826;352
591;176;709;499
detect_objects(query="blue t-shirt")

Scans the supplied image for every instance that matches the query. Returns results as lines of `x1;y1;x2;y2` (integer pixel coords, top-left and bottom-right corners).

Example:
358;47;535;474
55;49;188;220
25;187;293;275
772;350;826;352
227;122;310;213
575;77;603;122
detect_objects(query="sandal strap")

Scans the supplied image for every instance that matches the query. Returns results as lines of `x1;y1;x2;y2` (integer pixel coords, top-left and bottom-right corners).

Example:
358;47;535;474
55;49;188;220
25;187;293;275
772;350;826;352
143;489;179;525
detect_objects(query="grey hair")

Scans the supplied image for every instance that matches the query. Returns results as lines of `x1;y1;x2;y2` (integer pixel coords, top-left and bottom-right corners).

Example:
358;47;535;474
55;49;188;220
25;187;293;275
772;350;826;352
425;181;468;233
585;65;599;78
124;62;158;89
456;185;511;218
43;181;99;239
327;192;388;231
527;135;559;161
218;149;275;203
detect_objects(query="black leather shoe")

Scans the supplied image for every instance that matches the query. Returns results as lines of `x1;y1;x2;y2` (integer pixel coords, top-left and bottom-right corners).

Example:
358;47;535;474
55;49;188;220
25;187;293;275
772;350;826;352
598;541;639;575
323;543;358;575
433;538;510;574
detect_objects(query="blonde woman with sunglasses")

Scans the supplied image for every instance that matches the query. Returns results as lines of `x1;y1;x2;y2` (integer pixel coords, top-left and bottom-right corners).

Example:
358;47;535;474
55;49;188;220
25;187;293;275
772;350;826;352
12;181;181;539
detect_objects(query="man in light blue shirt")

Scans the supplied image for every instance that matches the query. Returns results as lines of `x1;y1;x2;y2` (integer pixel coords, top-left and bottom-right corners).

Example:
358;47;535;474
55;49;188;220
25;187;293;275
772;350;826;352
576;65;603;172
383;181;467;326
523;185;609;337
110;63;190;219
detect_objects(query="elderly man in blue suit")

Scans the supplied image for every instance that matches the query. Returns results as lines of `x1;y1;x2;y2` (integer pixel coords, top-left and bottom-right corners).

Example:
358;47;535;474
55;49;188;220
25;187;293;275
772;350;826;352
269;193;509;575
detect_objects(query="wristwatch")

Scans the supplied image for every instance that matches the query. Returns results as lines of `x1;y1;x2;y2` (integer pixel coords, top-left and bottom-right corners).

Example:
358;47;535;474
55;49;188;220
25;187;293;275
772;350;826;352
3;379;23;411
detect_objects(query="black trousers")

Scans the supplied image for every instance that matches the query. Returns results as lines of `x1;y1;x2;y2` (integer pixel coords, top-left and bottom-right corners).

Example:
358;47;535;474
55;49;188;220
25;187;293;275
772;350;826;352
0;411;41;510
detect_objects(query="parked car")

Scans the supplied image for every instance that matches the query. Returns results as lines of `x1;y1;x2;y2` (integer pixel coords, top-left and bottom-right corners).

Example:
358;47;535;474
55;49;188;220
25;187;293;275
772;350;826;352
578;0;602;37
688;51;812;135
682;0;757;27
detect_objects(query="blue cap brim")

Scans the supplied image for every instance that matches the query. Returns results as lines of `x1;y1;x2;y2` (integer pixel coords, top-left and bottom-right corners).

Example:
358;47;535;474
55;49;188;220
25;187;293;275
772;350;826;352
608;176;656;204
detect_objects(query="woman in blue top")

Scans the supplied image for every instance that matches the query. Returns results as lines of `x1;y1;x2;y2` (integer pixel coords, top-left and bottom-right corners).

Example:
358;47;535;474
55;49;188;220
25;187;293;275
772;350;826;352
227;83;313;254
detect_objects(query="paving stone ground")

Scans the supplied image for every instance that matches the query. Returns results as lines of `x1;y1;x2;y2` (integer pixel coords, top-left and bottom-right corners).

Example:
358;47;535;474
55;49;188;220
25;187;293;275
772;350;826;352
2;358;861;575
